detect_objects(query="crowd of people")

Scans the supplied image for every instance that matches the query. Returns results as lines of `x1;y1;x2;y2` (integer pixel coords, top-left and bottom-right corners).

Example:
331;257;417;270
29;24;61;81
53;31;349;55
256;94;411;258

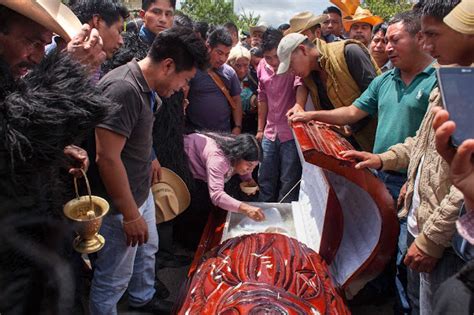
0;0;473;314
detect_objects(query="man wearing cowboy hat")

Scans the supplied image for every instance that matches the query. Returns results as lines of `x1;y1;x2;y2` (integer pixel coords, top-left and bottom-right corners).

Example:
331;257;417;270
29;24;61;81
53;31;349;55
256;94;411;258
0;0;107;78
343;7;383;47
249;22;268;48
285;11;327;42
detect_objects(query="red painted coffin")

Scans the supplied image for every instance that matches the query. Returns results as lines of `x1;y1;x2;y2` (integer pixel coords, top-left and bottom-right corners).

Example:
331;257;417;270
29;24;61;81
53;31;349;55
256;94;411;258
176;121;399;314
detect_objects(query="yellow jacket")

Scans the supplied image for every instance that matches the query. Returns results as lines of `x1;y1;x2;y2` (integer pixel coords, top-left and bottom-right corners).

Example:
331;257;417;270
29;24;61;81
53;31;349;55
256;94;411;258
304;39;381;152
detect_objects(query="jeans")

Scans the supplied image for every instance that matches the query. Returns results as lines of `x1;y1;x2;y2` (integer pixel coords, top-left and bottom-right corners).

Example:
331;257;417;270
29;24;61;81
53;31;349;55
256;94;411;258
407;233;464;315
377;170;409;312
376;170;406;202
90;190;158;315
258;137;302;203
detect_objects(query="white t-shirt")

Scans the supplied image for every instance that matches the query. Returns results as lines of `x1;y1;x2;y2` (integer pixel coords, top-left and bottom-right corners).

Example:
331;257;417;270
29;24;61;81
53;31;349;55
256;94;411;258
408;156;425;237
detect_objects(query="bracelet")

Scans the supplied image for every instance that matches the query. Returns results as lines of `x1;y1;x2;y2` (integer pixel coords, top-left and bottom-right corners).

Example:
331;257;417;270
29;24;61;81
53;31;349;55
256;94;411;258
257;129;263;132
234;125;242;129
123;214;142;225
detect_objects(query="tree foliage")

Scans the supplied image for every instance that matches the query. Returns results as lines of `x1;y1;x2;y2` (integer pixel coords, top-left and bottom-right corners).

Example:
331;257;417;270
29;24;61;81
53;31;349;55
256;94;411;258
180;0;259;32
362;0;413;21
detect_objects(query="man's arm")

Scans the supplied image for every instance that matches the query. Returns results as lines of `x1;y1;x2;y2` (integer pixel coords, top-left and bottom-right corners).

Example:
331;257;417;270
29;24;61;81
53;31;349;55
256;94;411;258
289;104;369;125
95;127;148;246
294;84;308;111
231;95;243;135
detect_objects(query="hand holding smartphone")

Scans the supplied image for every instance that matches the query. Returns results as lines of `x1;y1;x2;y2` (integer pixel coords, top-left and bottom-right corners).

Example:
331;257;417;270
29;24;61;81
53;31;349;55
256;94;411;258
437;67;474;147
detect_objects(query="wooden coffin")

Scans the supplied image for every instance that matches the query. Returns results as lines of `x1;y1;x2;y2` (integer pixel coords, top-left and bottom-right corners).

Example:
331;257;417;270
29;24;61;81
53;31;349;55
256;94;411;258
175;121;399;313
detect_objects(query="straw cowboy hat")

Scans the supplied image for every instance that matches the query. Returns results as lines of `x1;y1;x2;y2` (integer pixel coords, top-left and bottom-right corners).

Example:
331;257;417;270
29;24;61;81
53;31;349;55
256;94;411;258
284;11;328;36
152;168;191;224
249;22;268;36
0;0;82;41
444;0;474;35
342;6;383;32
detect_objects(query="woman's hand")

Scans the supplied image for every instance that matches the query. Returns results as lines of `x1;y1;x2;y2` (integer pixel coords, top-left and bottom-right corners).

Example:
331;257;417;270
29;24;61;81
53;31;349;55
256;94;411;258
239;203;265;221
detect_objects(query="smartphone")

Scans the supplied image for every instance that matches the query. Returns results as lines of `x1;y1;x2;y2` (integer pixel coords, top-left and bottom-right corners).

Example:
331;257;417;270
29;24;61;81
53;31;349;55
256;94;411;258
437;67;474;146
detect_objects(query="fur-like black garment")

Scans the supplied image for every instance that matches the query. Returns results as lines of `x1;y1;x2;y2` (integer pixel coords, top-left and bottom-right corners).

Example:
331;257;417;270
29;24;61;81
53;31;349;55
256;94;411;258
153;93;195;189
101;31;149;76
0;51;115;315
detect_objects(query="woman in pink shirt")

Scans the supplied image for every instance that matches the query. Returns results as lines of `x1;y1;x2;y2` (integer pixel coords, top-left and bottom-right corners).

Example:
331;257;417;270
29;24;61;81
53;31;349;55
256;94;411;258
184;132;265;221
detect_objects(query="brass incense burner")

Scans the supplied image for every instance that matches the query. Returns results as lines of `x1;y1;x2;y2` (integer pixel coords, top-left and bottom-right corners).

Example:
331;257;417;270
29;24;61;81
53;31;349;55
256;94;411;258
63;170;109;254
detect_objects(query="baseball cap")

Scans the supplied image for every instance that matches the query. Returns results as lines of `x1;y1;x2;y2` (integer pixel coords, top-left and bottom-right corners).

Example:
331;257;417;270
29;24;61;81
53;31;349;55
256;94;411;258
277;33;308;75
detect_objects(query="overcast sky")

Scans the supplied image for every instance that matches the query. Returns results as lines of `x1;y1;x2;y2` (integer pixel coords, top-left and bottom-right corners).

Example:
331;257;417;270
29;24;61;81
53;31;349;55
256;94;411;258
177;0;332;27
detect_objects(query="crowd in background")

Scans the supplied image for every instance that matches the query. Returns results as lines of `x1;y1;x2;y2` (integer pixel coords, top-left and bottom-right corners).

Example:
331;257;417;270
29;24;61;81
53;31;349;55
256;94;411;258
0;0;473;314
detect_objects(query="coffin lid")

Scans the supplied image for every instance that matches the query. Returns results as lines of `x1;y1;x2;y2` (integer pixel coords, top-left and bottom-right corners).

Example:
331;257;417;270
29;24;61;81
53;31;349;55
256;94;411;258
292;121;398;297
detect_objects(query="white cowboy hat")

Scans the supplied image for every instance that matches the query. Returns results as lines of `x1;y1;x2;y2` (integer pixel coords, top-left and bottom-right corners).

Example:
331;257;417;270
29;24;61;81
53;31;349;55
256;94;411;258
152;168;191;224
0;0;82;41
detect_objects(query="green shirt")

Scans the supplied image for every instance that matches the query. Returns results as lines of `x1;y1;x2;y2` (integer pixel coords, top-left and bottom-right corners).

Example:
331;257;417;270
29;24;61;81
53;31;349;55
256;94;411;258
354;63;437;155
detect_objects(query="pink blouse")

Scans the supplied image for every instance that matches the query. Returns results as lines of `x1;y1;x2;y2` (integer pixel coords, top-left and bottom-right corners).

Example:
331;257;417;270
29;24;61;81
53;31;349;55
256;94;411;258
184;133;252;212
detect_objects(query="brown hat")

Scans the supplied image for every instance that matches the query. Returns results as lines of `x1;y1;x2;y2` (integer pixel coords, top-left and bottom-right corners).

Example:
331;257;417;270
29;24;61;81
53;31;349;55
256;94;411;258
152;168;191;224
444;0;474;35
284;11;328;36
342;6;383;32
0;0;82;41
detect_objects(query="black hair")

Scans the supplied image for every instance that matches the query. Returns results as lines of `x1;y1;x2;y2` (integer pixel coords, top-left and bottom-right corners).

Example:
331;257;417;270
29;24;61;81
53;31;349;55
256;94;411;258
417;0;461;21
204;133;262;164
70;0;129;26
323;6;342;17
224;21;238;35
249;47;263;58
148;26;208;72
207;27;233;48
194;21;209;40
261;28;283;53
173;13;194;28
278;23;291;32
372;22;388;36
142;0;176;11
388;11;421;36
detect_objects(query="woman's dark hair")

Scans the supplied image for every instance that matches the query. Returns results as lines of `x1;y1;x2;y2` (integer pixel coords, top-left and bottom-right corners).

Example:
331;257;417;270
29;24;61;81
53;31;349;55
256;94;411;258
261;28;283;53
70;0;129;26
205;133;262;164
148;26;208;72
